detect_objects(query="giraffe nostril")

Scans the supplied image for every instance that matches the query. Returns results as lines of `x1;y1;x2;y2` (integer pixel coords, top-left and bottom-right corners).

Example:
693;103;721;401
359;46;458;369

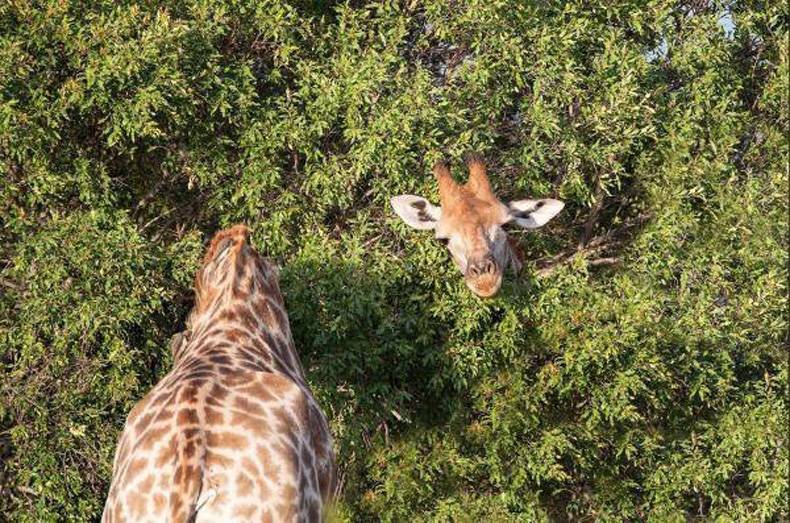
468;259;497;278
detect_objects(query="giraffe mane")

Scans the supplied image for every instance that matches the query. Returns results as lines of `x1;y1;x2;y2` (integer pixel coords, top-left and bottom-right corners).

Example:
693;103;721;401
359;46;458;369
200;224;251;266
189;224;253;328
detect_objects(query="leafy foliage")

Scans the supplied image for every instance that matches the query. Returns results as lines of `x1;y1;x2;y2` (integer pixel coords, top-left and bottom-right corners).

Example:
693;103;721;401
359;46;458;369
1;1;786;521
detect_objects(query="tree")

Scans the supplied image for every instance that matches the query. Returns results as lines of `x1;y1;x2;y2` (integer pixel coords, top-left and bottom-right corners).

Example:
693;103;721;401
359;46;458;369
1;1;787;520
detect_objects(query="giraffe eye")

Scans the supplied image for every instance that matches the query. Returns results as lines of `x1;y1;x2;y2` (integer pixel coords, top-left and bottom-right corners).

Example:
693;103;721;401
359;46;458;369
435;237;449;246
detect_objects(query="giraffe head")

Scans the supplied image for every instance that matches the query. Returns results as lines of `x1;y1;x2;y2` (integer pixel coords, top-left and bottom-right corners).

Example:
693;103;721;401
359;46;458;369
391;155;564;298
189;224;281;325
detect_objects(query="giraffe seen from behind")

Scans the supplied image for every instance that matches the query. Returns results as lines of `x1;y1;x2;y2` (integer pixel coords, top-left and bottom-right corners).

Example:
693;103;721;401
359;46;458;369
103;225;335;522
391;155;564;297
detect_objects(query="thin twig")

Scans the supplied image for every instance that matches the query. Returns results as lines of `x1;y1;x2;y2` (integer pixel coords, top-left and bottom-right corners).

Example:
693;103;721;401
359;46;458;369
587;257;621;267
535;213;650;277
0;277;21;291
16;486;38;496
132;172;172;218
362;234;383;249
579;173;604;248
147;189;214;242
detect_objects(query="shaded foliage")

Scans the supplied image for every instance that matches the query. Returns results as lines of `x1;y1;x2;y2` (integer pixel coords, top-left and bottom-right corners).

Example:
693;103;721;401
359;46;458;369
0;1;787;521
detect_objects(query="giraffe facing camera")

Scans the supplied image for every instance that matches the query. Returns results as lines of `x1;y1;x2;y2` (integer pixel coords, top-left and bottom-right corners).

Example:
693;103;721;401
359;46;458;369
391;155;564;297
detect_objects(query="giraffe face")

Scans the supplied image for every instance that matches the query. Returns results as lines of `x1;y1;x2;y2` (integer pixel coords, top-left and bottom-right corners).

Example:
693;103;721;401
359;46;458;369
391;156;564;298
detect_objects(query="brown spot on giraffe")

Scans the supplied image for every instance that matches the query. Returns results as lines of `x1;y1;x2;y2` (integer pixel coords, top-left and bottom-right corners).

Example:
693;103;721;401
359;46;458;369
177;408;199;426
205;406;225;426
206;430;248;450
138;425;168;451
102;225;336;521
155;439;177;468
152;492;166;512
120;457;148;485
138;474;155;493
236;471;255;496
391;154;565;297
234;504;257;518
128;494;146;520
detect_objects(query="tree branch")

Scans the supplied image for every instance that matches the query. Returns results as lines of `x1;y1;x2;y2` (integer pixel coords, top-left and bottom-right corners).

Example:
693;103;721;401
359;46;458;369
535;213;650;277
579;172;604;248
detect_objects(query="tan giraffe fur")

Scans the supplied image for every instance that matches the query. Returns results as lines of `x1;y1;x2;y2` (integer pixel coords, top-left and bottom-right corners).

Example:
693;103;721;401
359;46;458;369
102;225;335;522
391;154;565;297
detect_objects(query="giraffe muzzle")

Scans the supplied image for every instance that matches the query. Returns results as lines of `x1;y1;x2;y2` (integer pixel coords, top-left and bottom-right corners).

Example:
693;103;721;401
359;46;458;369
464;258;503;298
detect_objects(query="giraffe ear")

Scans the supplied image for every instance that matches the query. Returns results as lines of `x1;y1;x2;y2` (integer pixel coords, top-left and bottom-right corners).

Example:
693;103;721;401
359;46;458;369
506;199;564;229
390;195;442;230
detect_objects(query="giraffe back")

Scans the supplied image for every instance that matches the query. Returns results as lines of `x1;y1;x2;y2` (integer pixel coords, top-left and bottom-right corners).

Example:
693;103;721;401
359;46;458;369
102;225;335;522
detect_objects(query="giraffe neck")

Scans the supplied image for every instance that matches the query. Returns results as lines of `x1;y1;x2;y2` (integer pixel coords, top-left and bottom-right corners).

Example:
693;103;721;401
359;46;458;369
177;270;306;384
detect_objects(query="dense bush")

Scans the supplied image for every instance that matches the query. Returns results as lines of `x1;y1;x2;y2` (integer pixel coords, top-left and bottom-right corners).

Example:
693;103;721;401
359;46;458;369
1;1;786;520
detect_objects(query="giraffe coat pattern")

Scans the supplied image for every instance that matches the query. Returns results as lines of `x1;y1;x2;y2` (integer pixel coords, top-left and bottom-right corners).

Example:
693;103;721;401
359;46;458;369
102;225;335;522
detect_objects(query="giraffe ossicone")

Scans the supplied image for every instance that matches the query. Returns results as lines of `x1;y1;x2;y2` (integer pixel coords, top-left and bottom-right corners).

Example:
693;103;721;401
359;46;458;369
391;155;564;297
103;224;335;522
